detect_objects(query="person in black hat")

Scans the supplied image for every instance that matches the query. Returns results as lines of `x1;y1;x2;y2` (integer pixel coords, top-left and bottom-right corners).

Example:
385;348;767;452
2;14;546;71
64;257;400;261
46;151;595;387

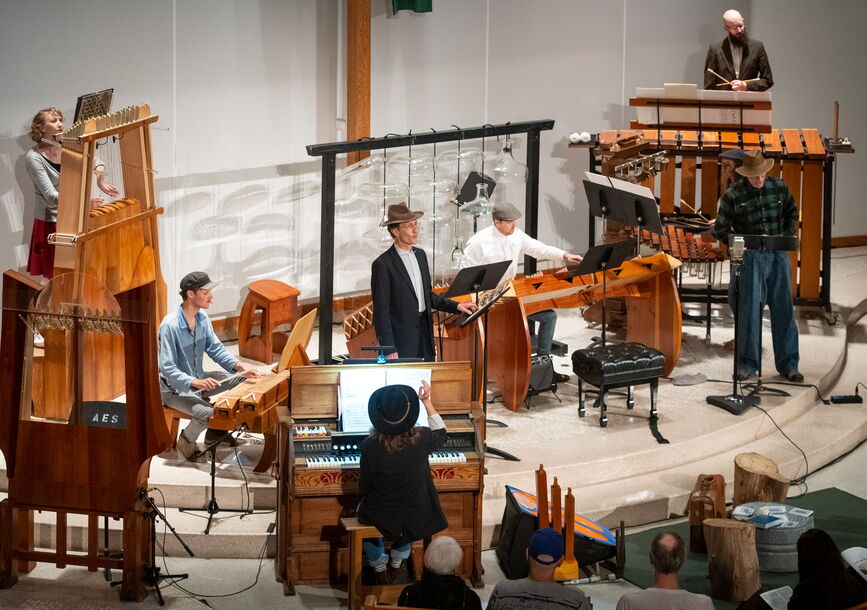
371;203;477;361
158;271;261;461
461;201;583;383
357;380;448;583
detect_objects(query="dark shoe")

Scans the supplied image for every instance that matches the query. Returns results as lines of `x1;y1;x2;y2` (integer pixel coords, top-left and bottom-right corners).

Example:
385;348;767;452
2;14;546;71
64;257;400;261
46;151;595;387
374;568;390;585
553;372;570;384
387;562;411;585
735;369;755;381
205;428;238;447
785;370;804;383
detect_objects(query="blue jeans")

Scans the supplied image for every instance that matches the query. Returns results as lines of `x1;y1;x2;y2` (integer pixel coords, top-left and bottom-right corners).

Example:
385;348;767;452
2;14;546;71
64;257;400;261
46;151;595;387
160;370;243;441
528;309;557;356
362;538;411;569
728;250;799;376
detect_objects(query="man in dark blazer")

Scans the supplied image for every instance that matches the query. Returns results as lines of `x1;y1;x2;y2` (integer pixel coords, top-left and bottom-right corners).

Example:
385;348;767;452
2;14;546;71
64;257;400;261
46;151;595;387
704;9;773;91
371;203;477;361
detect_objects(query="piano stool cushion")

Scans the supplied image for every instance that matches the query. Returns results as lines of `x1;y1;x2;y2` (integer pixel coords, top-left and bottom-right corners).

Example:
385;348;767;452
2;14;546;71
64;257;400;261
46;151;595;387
571;342;665;387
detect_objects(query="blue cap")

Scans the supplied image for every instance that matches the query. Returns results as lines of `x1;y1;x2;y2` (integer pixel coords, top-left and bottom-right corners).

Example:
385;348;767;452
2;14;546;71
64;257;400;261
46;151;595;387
528;527;563;565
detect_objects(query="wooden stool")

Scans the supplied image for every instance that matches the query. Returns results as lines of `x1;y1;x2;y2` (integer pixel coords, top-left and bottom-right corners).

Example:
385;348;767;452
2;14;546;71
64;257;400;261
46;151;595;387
238;280;300;363
340;517;424;610
733;452;790;506
703;518;761;602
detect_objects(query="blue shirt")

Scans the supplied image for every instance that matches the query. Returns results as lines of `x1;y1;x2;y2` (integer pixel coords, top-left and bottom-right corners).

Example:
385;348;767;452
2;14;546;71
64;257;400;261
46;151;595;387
158;306;238;394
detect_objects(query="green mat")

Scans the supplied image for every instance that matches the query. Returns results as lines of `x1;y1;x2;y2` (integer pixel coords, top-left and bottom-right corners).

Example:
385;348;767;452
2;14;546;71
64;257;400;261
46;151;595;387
622;488;867;609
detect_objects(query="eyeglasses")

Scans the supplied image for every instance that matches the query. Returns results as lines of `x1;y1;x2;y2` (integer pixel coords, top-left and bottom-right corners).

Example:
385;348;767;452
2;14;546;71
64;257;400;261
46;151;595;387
726;23;745;31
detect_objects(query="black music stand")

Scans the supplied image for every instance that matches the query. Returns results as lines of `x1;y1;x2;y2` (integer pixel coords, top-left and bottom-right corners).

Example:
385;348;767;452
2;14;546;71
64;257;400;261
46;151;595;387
736;235;800;399
568;240;636;347
583;174;663;254
443;261;517;461
178;424;253;534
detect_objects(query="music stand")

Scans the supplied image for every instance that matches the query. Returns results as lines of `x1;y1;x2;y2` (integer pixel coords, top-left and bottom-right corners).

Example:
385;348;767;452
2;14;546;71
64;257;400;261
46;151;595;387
567;240;636;347
73;88;114;123
583;173;663;254
444;261;517;462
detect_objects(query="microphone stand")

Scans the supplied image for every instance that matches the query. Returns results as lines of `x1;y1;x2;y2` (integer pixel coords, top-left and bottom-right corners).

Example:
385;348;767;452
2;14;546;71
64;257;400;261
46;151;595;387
178;424;254;534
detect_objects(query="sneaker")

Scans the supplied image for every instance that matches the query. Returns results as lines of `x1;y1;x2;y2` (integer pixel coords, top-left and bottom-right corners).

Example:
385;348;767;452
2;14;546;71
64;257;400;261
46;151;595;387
553;372;570;384
387;561;411;585
785;370;804;383
205;428;239;447
176;432;205;462
374;567;390;586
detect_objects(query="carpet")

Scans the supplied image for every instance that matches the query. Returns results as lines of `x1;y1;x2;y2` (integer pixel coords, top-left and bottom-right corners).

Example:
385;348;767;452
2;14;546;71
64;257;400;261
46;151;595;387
622;488;867;609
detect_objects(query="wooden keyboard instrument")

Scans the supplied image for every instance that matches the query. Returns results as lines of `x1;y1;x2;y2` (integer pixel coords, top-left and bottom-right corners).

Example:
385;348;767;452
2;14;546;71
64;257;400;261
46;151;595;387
274;361;484;595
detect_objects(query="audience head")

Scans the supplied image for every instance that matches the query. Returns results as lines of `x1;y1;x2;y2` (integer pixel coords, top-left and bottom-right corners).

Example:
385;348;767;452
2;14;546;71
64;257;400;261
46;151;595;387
527;527;564;569
649;531;686;575
424;536;463;576
797;528;845;581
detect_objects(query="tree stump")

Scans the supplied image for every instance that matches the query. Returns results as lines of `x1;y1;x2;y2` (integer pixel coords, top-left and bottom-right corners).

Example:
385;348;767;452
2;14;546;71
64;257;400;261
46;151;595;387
687;474;726;553
733;452;790;507
703;518;761;602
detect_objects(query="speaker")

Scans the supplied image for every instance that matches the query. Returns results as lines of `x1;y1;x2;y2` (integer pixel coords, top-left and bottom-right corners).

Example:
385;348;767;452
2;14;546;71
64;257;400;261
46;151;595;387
496;486;620;579
527;355;555;397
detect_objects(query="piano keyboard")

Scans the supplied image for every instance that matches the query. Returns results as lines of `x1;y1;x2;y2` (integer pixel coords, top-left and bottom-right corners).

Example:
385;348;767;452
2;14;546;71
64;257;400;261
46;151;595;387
304;451;468;469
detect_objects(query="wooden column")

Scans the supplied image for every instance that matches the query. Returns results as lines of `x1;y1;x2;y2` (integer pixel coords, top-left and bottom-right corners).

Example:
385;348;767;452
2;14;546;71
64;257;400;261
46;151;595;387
346;0;371;165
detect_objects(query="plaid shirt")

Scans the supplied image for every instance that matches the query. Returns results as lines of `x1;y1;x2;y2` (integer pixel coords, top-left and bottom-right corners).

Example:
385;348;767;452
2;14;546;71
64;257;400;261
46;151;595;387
714;176;797;241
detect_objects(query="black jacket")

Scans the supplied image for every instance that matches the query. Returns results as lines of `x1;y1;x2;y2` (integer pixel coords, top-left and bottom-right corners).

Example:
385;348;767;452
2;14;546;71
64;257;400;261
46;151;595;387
399;572;482;610
357;426;448;542
371;245;460;359
704;37;773;91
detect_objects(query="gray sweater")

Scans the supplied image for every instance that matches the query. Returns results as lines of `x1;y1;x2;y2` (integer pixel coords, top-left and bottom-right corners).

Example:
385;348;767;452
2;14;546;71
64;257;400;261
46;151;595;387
25;149;60;222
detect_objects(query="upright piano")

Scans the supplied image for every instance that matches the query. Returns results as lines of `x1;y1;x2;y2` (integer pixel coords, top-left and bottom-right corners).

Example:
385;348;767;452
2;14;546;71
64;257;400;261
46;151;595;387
274;361;484;595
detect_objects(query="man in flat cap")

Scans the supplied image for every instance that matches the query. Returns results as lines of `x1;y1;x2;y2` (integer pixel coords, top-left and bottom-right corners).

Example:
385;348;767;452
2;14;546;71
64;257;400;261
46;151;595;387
159;271;261;461
371;203;477;361
712;150;802;383
461;202;583;382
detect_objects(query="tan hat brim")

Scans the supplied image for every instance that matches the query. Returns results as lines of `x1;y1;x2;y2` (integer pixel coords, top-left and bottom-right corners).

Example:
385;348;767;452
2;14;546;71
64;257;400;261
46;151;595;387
736;157;774;177
379;210;424;227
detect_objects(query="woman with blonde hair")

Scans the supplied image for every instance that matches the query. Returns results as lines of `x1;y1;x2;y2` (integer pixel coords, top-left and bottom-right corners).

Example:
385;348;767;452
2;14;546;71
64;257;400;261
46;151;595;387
24;107;118;278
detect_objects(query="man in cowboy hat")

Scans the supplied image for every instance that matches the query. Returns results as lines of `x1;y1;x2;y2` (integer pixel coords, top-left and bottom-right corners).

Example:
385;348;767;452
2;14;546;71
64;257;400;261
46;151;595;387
159;271;261;461
371;203;477;361
711;150;802;383
704;9;773;91
461;201;583;383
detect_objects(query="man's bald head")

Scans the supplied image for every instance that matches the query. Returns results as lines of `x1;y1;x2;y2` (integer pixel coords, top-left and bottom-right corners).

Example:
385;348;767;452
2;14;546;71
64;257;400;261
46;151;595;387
649;532;686;575
722;9;747;42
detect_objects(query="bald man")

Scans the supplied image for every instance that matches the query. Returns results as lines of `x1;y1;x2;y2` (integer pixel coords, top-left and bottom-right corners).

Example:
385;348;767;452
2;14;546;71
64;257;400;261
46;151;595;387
704;9;773;91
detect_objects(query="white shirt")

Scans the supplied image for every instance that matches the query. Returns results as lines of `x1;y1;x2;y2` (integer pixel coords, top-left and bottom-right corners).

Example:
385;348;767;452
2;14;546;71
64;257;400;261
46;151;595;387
395;246;426;312
461;225;566;282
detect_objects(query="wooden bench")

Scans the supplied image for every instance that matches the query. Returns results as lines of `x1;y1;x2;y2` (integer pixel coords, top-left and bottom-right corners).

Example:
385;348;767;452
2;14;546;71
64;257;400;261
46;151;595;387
340;517;426;610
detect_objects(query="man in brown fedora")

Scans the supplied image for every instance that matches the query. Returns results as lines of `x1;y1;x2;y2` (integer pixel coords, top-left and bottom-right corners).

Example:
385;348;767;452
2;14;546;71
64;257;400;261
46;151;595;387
711;150;802;383
371;203;477;361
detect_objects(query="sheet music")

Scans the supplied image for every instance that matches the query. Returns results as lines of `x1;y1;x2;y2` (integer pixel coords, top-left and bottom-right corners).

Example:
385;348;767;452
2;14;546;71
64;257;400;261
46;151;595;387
609;177;656;200
584;171;612;187
338;368;432;432
339;369;386;433
385;368;431;428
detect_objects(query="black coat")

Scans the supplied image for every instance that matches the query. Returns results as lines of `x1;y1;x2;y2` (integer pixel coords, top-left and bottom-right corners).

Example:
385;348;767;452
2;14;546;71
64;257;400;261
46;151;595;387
371;245;460;359
357;426;448;543
398;572;482;610
704;37;773;91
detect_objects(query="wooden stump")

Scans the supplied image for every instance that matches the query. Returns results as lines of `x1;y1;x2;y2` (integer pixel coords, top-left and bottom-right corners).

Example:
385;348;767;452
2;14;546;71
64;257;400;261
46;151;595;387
703;518;761;602
733;452;790;507
687;474;726;553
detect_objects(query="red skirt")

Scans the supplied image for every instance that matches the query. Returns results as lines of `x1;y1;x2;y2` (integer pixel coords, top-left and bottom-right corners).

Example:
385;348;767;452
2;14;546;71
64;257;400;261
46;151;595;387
26;219;56;279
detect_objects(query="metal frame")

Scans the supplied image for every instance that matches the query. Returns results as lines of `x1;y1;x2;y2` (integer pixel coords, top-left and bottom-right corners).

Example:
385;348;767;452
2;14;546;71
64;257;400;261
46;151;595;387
306;119;555;364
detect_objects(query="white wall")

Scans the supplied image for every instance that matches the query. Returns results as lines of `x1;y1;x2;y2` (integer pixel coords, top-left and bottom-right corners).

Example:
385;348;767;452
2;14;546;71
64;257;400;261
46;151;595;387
2;0;864;319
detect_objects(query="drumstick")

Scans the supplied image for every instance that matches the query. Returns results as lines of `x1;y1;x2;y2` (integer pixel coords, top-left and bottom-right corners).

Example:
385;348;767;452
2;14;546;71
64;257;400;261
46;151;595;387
679;198;710;222
706;68;731;85
716;77;762;87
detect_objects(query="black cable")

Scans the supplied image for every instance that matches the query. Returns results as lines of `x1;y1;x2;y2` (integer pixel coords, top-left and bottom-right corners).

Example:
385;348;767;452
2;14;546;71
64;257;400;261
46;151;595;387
749;403;809;487
232;441;252;514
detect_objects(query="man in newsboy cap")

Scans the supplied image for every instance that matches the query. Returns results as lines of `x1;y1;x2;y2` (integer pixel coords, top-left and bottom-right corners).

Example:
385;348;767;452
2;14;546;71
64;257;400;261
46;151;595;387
461;202;583;383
